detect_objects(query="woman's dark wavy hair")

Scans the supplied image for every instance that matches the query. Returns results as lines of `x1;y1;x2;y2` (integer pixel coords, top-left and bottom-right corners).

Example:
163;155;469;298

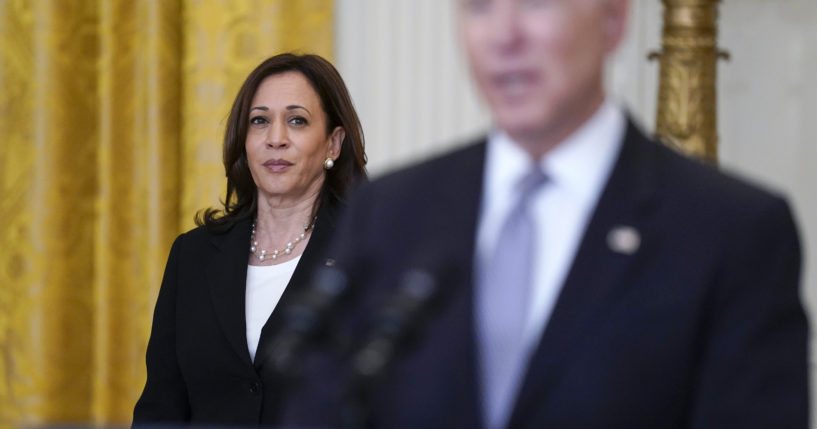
197;53;368;232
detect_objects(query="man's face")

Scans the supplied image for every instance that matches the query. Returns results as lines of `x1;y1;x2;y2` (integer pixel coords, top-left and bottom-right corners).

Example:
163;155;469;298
459;0;627;149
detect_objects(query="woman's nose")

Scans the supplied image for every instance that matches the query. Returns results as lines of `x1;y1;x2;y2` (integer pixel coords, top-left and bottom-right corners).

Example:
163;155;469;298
265;123;289;149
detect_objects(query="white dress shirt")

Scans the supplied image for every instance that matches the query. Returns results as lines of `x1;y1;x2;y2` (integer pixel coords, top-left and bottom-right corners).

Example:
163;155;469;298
475;100;626;356
245;255;301;362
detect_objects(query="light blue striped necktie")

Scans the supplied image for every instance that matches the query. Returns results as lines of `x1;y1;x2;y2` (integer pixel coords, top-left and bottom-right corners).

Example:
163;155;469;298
477;166;548;429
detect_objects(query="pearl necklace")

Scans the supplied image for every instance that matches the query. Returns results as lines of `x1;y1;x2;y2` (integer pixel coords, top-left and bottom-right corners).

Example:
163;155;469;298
250;217;316;262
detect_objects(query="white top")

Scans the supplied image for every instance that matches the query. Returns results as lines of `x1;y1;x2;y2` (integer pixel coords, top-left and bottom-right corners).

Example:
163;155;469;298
245;255;301;362
476;99;626;350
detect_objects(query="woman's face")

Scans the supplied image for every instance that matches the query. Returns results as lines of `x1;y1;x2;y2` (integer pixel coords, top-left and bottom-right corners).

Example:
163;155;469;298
245;72;343;204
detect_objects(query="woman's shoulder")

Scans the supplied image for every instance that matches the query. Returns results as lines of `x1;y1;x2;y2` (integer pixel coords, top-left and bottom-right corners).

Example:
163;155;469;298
173;217;252;250
180;223;212;239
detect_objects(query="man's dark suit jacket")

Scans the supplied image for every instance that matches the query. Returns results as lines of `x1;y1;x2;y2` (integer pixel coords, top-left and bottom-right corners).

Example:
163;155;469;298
132;203;340;426
299;121;809;429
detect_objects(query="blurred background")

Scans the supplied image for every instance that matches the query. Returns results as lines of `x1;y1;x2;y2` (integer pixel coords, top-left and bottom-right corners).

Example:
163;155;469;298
1;0;815;427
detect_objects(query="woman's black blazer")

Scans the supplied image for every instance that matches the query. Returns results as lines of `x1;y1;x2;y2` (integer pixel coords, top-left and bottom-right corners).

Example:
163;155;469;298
133;203;341;426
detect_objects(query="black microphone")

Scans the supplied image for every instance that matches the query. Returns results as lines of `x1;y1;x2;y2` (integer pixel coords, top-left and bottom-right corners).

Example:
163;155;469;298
341;263;453;428
263;264;350;378
350;268;442;380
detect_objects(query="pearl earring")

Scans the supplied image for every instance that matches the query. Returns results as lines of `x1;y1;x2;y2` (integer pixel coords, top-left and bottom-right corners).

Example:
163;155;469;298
323;158;335;170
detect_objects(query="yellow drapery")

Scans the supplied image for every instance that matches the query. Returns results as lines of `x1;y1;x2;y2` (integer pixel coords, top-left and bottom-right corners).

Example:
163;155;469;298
0;0;333;426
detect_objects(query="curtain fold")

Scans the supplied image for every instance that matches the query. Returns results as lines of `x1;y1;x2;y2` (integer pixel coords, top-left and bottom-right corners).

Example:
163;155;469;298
1;1;99;423
93;1;182;422
0;0;333;426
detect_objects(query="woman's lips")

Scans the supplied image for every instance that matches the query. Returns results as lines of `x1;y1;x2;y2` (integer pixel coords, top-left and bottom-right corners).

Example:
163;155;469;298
262;159;293;172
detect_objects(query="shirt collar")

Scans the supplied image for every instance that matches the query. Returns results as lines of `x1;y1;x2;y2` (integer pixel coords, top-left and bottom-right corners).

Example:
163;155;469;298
485;99;626;204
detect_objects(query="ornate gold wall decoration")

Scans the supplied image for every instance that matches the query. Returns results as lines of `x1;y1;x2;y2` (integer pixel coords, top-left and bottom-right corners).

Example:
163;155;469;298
651;0;727;163
0;0;333;427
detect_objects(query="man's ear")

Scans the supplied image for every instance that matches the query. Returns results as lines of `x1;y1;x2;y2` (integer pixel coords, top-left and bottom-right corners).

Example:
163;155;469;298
328;126;345;159
604;0;629;54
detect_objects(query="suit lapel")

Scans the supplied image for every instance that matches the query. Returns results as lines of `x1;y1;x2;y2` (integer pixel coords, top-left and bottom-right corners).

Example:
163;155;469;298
433;142;487;278
368;141;488;428
434;142;488;428
508;121;663;427
206;217;255;366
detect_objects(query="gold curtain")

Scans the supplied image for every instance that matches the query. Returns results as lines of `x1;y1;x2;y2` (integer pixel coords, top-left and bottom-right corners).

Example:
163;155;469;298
0;0;333;426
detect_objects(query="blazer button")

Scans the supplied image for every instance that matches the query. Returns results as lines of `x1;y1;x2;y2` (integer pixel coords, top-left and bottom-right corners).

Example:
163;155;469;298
249;381;262;395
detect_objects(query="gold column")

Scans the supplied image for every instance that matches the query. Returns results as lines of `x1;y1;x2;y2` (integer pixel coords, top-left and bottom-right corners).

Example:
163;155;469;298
652;0;727;163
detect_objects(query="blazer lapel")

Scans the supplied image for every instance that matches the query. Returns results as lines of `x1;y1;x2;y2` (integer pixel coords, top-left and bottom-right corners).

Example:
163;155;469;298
206;217;254;366
253;202;341;372
508;121;663;427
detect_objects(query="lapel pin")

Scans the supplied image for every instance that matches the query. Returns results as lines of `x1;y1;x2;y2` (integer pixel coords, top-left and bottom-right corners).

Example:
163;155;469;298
607;226;641;255
325;258;336;267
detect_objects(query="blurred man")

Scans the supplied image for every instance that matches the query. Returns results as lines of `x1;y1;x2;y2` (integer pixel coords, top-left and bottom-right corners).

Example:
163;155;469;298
300;0;809;428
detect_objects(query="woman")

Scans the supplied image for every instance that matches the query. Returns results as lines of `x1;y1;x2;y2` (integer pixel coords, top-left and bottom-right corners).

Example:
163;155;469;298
133;53;367;426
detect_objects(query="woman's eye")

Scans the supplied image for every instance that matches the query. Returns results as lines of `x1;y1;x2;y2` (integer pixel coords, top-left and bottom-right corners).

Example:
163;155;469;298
250;116;268;125
289;116;308;126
